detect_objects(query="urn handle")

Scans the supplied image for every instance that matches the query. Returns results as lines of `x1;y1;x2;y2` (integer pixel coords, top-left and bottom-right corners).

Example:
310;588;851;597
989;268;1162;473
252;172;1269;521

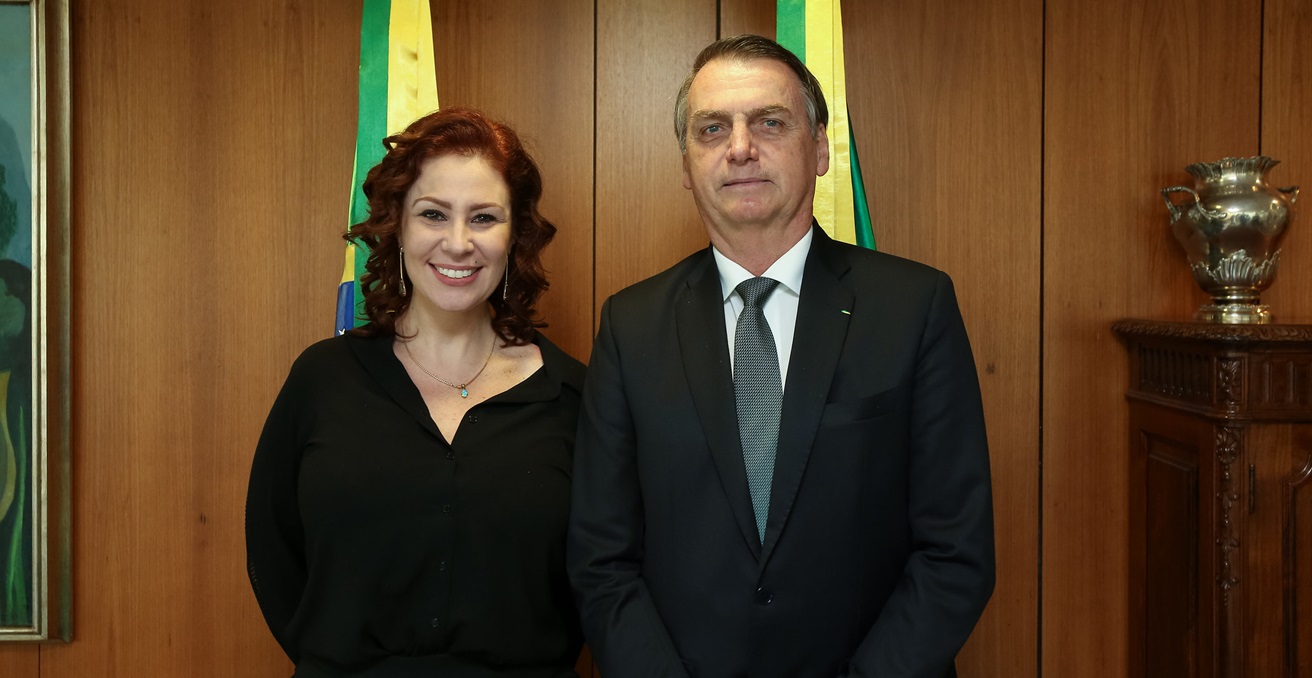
1279;185;1300;204
1161;186;1227;222
1161;186;1200;222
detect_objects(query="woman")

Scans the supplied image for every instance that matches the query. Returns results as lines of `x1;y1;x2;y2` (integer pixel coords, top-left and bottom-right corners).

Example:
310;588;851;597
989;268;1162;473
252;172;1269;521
246;108;584;677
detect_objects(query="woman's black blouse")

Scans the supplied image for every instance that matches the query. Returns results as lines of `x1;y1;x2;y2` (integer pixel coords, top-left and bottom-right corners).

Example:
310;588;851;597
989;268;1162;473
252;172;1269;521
245;330;586;677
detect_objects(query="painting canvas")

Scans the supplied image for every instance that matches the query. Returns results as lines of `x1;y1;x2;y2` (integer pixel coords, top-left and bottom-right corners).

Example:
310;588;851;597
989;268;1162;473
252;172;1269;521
0;0;36;633
0;0;69;641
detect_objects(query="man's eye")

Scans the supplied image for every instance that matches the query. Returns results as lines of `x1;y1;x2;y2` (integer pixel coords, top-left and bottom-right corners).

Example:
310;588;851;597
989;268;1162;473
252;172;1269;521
762;119;782;128
702;124;722;135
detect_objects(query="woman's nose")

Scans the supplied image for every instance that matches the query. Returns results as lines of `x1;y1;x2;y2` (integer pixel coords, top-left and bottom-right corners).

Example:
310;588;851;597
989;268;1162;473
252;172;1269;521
441;223;474;254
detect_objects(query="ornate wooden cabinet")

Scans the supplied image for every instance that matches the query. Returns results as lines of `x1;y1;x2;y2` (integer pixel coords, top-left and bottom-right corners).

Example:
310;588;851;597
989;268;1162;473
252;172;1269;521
1115;320;1312;678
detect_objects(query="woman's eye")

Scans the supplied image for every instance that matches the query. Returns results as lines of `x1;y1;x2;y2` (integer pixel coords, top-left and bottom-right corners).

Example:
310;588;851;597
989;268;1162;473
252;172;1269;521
472;213;498;224
419;209;445;220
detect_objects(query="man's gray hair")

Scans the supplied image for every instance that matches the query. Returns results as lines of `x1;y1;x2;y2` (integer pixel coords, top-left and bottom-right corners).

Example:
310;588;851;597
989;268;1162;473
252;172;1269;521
674;34;829;153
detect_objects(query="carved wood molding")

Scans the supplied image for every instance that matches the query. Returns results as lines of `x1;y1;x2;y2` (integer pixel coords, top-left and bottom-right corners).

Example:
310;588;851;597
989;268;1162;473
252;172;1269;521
1250;356;1312;409
1216;426;1243;606
1218;358;1243;405
1114;319;1312;344
1136;346;1211;403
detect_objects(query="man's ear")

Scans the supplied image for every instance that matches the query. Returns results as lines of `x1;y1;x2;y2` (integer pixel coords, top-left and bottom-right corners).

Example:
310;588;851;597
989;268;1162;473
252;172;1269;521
681;152;693;190
815;123;830;177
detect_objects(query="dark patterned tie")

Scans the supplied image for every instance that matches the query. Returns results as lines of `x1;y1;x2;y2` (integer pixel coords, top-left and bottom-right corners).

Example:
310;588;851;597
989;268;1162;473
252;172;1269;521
734;277;782;542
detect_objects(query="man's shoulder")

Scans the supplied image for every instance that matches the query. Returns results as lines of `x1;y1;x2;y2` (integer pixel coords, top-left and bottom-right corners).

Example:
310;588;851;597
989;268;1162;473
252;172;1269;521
607;245;714;306
819;236;949;289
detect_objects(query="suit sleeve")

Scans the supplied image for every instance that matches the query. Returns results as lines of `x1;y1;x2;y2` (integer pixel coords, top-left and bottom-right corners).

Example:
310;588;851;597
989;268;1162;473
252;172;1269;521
847;272;997;678
244;367;309;662
567;299;691;678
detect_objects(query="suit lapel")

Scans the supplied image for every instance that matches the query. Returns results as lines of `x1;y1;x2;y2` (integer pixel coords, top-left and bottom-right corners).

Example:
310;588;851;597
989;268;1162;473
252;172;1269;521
760;228;853;565
675;251;763;558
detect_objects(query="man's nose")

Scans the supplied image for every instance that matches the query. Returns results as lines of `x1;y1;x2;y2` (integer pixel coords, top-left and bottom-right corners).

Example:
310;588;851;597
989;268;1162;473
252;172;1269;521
727;124;754;163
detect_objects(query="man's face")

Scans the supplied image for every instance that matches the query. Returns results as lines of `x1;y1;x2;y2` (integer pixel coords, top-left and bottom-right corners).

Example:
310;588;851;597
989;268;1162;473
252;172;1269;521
681;57;829;236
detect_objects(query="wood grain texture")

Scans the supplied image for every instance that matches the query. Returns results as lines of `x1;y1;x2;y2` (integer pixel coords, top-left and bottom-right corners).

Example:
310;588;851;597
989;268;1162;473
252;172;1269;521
0;647;38;677
1043;0;1261;675
431;0;595;361
720;0;775;40
1244;425;1289;678
20;2;1312;676
1260;0;1312;322
41;1;359;676
1291;437;1312;678
23;1;595;676
593;0;715;324
842;1;1042;676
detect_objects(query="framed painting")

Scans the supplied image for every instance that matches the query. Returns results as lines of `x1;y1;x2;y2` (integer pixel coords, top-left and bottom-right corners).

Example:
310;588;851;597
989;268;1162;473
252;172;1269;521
0;0;69;642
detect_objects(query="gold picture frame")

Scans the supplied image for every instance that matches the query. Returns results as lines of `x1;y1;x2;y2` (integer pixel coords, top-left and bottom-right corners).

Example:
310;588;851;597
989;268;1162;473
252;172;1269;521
0;0;70;642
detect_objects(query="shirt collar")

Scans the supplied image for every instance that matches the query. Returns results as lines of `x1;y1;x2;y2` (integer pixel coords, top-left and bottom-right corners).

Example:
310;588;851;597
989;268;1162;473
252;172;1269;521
712;227;813;302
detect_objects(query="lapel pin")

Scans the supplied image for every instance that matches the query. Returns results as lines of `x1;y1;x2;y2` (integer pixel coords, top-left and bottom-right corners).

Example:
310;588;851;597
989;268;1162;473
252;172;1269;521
840;309;851;315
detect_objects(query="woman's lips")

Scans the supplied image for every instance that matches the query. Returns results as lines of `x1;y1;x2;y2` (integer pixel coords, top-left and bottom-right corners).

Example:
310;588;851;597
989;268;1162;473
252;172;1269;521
432;264;480;286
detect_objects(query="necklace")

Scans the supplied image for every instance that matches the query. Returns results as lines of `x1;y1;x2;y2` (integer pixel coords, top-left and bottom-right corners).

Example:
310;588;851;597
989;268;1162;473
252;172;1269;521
403;334;496;398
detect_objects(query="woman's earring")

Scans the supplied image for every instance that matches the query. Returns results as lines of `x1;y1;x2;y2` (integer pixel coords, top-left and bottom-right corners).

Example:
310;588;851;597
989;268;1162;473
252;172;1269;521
502;259;510;302
399;247;408;297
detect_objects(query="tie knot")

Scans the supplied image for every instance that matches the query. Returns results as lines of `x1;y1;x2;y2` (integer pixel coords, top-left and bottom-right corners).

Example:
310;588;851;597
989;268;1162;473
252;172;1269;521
736;277;780;308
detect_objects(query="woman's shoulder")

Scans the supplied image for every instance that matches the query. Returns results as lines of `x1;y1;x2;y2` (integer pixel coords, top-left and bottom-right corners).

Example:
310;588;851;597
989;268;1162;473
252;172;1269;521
289;333;355;370
283;331;391;384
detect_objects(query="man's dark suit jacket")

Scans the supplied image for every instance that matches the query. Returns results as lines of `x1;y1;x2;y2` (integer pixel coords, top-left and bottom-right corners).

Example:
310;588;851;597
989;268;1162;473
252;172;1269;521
568;226;995;678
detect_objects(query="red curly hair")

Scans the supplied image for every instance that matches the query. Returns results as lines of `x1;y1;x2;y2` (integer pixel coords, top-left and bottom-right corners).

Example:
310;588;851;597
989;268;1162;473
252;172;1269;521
345;107;556;344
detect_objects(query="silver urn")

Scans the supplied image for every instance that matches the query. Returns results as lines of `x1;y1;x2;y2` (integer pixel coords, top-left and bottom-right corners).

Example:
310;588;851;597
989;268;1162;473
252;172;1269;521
1161;155;1299;324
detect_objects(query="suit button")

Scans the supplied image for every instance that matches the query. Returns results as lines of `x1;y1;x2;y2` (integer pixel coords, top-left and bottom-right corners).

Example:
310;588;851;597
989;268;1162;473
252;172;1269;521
430;617;440;628
466;414;478;423
755;587;772;605
445;451;456;460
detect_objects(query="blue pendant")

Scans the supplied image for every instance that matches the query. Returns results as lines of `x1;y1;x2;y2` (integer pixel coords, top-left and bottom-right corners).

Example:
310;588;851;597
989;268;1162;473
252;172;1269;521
460;388;469;398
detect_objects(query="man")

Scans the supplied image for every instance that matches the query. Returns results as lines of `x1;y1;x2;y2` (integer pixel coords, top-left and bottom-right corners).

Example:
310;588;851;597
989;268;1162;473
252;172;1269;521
568;34;994;678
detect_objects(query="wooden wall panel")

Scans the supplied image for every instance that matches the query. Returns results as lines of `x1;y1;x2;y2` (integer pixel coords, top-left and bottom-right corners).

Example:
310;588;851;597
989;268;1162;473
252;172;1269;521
1261;8;1312;671
23;2;1312;677
431;0;595;361
24;1;597;677
0;647;37;677
1261;0;1312;320
721;0;775;40
843;2;1042;676
42;1;359;676
594;1;715;325
1043;0;1261;676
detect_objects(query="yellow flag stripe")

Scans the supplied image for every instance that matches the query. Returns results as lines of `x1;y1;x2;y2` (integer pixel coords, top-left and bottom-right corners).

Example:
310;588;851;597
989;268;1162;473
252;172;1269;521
386;0;440;136
805;0;856;245
340;244;356;286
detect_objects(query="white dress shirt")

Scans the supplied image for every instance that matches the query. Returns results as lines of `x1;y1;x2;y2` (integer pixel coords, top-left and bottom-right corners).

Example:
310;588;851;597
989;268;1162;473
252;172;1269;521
713;228;813;391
